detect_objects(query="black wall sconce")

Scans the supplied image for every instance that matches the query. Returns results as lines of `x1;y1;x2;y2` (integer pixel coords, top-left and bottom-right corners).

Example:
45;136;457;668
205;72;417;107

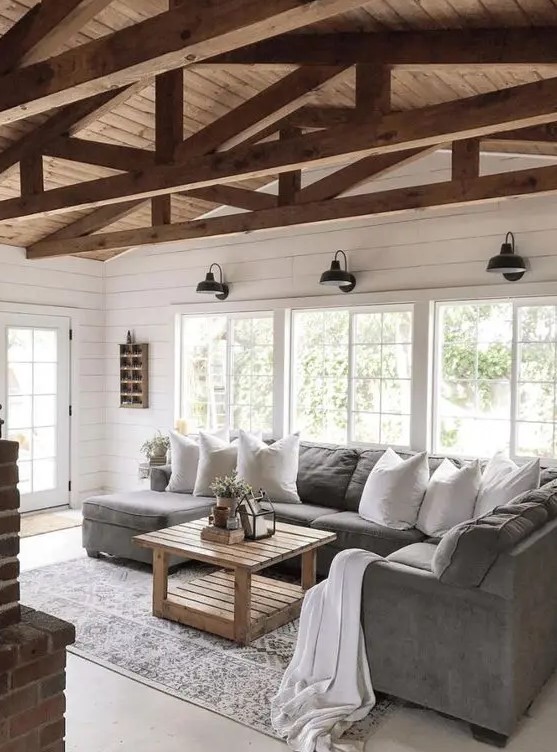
486;232;527;282
196;263;229;300
319;250;356;293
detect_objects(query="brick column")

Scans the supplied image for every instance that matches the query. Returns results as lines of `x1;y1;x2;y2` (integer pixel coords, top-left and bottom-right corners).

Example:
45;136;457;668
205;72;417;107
0;441;20;630
0;440;75;752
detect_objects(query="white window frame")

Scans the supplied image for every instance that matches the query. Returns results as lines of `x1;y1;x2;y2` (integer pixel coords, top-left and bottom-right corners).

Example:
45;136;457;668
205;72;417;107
288;303;415;449
432;296;557;464
173;278;557;461
176;310;275;434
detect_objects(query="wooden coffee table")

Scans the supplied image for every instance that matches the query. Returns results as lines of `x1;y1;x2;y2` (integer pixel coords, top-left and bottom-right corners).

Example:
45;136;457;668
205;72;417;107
134;518;336;645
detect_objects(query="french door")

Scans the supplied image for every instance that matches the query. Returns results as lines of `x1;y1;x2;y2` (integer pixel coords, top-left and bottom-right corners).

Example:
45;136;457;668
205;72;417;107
0;314;70;512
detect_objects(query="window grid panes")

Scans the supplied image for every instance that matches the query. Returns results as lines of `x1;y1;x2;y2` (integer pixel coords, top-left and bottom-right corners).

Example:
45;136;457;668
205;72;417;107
516;305;557;458
291;307;413;446
434;300;557;460
6;327;58;494
180;313;274;434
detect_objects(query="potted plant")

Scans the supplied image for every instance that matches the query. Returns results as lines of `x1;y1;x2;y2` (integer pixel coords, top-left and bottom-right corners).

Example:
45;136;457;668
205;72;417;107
140;430;170;466
210;471;252;512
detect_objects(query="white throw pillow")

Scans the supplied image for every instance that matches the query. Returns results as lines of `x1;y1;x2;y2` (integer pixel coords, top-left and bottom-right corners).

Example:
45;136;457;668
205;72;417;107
417;458;481;537
237;430;301;504
166;428;229;493
193;430;237;497
474;453;540;518
358;448;429;530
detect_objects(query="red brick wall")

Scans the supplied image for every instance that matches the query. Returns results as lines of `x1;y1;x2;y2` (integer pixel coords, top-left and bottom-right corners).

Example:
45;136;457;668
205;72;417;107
0;440;75;752
0;442;20;630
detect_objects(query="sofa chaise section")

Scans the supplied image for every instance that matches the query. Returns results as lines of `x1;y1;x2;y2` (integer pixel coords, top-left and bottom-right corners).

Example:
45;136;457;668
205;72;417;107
82;488;213;564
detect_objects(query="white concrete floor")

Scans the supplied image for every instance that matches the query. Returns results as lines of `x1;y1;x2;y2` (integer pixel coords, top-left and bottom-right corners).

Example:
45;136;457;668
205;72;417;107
19;524;557;752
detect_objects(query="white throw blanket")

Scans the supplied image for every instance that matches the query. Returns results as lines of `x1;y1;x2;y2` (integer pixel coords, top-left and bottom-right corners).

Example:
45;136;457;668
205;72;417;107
271;548;382;752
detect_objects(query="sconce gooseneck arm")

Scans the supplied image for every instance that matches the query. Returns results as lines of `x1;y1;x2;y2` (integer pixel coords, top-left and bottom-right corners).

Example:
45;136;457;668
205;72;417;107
334;250;348;270
209;262;224;283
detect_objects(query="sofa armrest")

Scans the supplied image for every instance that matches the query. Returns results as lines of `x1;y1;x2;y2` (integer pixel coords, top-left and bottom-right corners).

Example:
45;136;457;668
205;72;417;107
150;464;171;492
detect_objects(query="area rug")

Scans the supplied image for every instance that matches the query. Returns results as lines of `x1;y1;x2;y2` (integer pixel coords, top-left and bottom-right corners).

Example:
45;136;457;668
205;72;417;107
20;511;82;538
20;556;398;741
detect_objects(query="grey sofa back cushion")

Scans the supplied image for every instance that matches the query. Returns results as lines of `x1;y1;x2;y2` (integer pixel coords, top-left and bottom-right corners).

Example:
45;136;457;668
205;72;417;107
432;496;553;588
296;442;359;509
344;449;463;512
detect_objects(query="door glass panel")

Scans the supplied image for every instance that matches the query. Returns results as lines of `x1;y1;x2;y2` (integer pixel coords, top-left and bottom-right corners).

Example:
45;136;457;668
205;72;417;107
5;327;59;495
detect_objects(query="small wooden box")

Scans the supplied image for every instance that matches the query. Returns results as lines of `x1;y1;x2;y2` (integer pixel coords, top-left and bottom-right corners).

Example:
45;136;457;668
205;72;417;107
200;525;245;545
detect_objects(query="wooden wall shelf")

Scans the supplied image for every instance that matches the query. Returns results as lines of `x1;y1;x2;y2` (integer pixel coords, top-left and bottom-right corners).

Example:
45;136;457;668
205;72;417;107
119;343;148;408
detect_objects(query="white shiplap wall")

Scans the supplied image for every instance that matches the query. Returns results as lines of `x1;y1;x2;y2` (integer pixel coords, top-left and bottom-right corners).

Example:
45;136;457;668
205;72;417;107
103;150;557;491
0;244;104;505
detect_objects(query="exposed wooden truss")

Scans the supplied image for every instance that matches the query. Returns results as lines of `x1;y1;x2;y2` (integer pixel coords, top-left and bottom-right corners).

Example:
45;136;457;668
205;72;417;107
27;163;557;258
0;4;555;260
9;74;557;222
207;29;557;68
0;0;368;126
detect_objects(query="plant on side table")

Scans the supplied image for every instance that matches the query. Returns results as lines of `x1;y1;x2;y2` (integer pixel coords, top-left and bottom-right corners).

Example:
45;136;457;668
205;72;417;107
140;430;170;467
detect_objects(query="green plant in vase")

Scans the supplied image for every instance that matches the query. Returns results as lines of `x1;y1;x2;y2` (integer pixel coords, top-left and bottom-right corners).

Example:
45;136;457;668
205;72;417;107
140;430;170;465
210;471;252;511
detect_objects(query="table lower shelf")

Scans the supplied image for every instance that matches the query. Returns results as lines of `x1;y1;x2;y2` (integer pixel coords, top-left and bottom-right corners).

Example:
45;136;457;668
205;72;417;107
161;569;304;643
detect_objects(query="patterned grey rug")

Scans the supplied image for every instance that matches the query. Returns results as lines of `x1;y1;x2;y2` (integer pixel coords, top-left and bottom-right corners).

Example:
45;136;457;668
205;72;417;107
20;557;397;741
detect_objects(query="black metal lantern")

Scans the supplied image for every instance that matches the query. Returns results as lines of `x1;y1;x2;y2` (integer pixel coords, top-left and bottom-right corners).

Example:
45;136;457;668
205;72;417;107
319;250;356;292
486;232;527;282
239;491;276;540
196;262;229;300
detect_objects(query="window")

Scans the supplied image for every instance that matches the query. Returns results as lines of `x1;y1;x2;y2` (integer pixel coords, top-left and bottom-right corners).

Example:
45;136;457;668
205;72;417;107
179;313;274;433
434;300;557;460
291;306;413;446
516;304;557;458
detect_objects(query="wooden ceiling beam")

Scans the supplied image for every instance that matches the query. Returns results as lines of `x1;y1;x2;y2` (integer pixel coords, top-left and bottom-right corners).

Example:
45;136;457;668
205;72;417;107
452;139;480;181
0;0;369;126
207;29;557;68
184;185;278;211
20;154;44;197
26;163;557;258
176;65;347;159
8;74;557;221
152;16;185;228
355;65;391;118
33;200;146;245
0;0;113;75
288;106;354;129
296;147;436;204
43;137;155;173
0;81;149;178
278;127;302;205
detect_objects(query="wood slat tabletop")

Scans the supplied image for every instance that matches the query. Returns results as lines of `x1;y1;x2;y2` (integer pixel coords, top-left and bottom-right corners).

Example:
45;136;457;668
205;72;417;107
134;517;336;572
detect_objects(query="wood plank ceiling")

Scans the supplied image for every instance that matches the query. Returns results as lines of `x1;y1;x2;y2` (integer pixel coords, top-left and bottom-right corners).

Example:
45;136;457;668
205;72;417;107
1;0;557;259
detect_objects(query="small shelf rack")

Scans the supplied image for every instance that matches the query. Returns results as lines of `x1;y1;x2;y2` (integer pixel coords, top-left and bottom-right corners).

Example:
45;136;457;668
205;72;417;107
119;342;148;408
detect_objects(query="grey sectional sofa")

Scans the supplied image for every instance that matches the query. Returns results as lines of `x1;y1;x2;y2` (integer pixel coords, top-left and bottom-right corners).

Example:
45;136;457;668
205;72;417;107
82;441;557;746
82;442;455;566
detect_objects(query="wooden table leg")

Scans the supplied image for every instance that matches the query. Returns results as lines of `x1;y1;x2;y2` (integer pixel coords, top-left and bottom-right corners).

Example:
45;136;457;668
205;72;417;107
301;548;317;590
153;549;169;617
234;568;252;645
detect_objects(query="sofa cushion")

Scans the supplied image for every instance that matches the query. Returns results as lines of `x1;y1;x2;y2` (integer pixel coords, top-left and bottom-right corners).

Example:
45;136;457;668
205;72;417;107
82;490;213;532
310;511;425;557
432;498;550;588
296;442;359;510
386;542;438;572
271;502;339;527
344;449;463;512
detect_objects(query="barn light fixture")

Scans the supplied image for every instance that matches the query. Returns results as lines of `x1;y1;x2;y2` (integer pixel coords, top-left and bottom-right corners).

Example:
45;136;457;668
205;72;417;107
486;232;527;282
196;263;229;300
319;250;356;293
